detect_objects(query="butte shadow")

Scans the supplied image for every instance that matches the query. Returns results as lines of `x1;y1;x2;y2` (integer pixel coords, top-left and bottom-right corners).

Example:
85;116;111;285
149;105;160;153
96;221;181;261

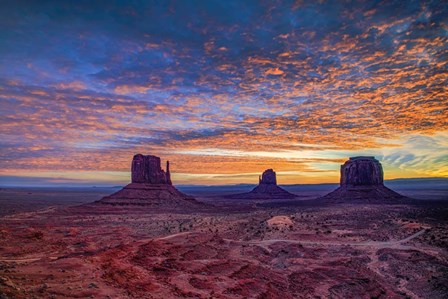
226;169;298;200
96;154;200;209
318;156;410;203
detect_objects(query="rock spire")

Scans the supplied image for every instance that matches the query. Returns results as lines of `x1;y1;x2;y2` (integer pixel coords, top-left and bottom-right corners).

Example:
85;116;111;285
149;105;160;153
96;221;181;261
98;154;197;208
131;154;172;184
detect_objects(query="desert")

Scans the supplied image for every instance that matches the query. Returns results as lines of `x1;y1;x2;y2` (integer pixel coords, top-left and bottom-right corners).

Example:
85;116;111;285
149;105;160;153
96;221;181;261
1;156;447;298
1;1;447;298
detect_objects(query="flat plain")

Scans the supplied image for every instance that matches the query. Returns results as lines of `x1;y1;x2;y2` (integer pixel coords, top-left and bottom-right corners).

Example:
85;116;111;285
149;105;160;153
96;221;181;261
0;182;447;298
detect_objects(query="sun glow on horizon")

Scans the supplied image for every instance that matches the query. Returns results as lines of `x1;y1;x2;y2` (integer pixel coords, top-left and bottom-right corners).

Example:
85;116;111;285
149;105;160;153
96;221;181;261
0;1;447;187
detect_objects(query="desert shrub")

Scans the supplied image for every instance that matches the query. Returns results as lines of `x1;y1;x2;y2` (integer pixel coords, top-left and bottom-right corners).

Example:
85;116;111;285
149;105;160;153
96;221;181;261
29;230;44;240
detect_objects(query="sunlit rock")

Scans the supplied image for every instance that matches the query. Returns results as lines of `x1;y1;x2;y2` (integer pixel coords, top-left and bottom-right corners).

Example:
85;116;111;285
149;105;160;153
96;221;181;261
266;215;293;229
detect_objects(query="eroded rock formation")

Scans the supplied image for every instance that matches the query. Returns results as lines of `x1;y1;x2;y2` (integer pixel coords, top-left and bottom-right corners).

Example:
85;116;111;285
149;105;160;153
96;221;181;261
340;156;383;186
320;156;407;202
259;169;277;185
228;169;297;199
131;154;171;184
98;154;197;207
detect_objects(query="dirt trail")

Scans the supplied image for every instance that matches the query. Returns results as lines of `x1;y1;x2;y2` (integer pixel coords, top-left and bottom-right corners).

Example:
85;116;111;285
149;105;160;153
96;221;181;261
0;257;42;263
247;229;427;249
0;230;427;264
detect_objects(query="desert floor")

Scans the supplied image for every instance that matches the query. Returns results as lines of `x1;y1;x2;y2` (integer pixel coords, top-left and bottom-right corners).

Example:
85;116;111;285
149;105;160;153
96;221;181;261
0;186;447;298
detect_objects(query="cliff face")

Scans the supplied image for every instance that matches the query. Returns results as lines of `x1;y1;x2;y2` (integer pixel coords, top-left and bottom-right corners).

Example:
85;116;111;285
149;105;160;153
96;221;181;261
229;168;297;199
320;156;407;202
340;156;383;186
259;169;277;185
131;154;171;185
98;154;197;207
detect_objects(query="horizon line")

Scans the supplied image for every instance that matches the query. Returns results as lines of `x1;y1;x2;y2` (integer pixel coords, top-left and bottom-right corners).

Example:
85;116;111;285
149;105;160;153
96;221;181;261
1;176;447;189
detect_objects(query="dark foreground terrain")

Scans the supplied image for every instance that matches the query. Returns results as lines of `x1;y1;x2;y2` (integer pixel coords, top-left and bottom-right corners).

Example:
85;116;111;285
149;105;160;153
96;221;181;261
0;184;447;298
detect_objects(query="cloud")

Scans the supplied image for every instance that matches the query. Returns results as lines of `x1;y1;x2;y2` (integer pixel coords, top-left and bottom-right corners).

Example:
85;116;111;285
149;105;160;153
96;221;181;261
0;1;447;184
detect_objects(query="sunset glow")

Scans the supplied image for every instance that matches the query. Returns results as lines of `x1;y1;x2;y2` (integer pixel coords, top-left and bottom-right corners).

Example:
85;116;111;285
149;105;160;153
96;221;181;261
0;1;447;186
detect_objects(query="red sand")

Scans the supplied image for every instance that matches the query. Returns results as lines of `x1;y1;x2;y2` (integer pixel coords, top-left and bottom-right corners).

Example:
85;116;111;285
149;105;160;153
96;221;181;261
0;188;447;298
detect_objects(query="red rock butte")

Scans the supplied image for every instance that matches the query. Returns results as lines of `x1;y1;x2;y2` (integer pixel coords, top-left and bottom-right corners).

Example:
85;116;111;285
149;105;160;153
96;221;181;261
228;169;297;199
131;154;172;185
320;156;407;202
98;154;197;207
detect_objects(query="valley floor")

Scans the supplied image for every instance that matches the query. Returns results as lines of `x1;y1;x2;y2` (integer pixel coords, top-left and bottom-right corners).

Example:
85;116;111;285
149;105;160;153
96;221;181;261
0;188;447;298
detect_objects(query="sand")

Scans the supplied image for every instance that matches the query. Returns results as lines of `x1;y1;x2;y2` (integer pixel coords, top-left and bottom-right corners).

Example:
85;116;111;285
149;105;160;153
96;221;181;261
0;186;447;298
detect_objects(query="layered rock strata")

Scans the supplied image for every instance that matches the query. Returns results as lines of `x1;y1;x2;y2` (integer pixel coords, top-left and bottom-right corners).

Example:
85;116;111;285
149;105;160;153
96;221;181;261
98;154;197;206
320;156;407;202
131;154;171;184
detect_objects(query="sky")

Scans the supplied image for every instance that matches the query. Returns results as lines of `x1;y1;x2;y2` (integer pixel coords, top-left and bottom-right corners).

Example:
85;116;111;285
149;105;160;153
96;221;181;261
0;0;447;186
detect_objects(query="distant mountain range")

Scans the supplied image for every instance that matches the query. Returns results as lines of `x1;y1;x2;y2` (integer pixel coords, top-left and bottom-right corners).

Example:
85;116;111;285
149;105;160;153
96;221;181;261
178;177;448;188
386;177;448;183
1;177;446;190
